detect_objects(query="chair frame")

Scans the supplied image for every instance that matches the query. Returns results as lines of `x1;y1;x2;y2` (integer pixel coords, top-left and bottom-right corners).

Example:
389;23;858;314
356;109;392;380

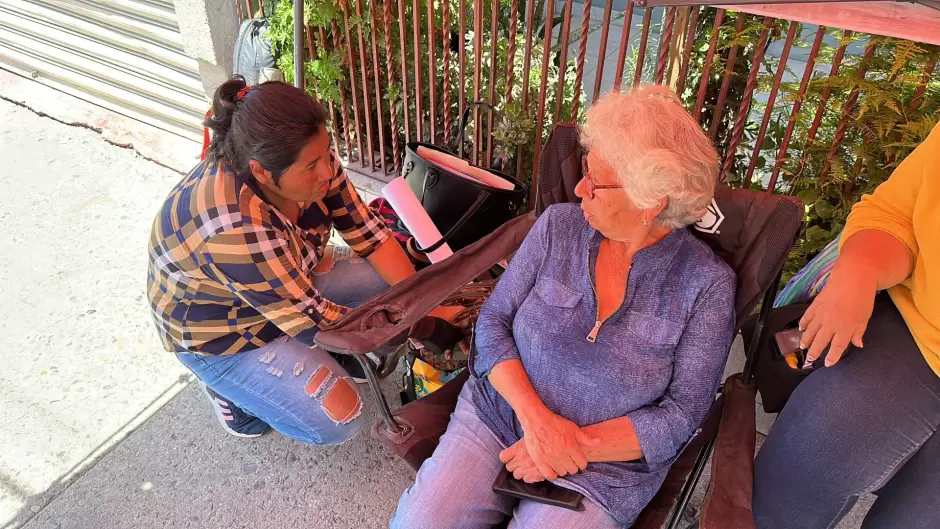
344;256;785;529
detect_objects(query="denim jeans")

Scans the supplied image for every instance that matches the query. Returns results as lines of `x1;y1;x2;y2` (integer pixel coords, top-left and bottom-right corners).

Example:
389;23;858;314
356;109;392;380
754;293;940;529
391;378;624;529
176;246;389;445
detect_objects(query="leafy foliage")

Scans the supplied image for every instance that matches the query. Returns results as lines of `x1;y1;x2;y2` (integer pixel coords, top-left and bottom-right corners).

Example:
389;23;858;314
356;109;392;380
263;3;939;281
681;14;939;283
264;0;583;188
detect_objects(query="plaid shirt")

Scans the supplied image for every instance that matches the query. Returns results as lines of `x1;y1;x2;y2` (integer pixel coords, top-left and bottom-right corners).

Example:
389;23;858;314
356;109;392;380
148;154;391;355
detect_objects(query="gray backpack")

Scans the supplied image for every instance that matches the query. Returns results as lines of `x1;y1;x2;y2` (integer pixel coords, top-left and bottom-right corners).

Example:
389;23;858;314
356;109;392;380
232;18;277;86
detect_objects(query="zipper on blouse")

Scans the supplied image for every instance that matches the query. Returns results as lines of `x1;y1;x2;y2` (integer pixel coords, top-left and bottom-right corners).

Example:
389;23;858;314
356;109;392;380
586;320;602;343
586;244;632;343
587;259;605;343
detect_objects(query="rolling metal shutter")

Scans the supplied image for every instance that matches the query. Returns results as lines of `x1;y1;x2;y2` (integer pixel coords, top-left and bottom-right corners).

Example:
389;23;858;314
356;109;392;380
0;0;205;140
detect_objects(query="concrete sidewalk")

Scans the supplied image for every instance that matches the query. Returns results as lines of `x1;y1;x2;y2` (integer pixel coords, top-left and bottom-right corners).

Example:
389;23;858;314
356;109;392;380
0;81;872;529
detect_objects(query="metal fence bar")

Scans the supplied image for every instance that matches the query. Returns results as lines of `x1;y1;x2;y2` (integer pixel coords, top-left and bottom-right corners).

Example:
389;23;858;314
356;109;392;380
316;28;340;132
473;0;483;165
769;25;824;191
486;0;499;165
330;22;354;159
355;0;375;169
555;0;574;123
245;0;253;19
339;6;365;165
310;27;340;151
413;0;425;142
396;0;412;145
910;57;937;110
743;20;798;188
442;0;453;144
293;1;303;89
572;0;592;119
656;7;678;84
820;40;877;179
305;25;318;92
506;0;519;105
633;8;653;87
516;0;537;180
613;1;636;90
236;0;242;22
693;8;724;119
427;0;438;143
380;5;401;171
258;0;264;18
459;0;467;133
593;0;614;102
369;0;387;174
709;14;747;141
532;0;556;205
720;17;773;181
794;29;852;180
675;6;700;95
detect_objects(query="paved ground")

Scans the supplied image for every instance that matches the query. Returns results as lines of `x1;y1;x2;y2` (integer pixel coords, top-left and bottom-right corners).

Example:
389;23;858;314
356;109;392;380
0;82;873;529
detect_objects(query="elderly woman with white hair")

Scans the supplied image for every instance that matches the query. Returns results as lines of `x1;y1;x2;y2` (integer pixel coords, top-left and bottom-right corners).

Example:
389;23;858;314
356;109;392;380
390;86;736;529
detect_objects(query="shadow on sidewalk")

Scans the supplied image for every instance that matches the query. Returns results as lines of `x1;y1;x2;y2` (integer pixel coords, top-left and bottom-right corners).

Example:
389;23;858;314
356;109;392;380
12;377;415;529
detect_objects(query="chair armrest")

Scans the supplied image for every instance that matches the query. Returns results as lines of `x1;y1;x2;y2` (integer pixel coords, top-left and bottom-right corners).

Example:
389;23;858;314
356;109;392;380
701;374;757;529
314;213;537;356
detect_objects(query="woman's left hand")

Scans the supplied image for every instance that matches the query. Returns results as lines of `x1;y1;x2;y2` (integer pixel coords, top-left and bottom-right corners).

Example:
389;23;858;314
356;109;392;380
518;407;600;480
500;439;547;483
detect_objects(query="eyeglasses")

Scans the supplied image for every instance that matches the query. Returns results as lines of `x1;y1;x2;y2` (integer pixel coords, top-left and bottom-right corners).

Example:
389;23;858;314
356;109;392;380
581;153;624;199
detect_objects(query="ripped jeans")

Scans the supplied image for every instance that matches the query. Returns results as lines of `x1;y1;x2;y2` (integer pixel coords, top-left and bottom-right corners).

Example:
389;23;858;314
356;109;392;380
175;245;389;445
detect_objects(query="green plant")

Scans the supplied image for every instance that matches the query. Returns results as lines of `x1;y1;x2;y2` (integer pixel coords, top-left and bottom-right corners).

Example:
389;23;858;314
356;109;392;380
265;0;586;187
773;34;939;281
682;12;939;283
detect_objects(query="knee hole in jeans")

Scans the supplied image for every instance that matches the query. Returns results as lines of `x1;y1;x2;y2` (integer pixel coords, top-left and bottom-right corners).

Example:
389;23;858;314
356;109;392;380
303;366;363;425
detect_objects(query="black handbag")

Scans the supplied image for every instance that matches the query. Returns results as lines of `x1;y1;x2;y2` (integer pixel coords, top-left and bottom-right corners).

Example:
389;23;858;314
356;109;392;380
741;303;817;413
401;103;528;252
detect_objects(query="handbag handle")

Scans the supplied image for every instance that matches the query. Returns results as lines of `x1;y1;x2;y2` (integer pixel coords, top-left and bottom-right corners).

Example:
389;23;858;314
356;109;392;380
413;164;492;254
414;188;490;254
456;101;497;160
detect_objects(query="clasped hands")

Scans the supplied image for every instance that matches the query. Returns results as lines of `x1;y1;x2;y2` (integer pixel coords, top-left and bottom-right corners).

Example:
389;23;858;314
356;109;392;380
499;407;599;483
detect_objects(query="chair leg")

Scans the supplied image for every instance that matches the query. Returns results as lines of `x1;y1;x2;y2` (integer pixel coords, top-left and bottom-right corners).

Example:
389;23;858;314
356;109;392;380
354;354;404;434
742;270;783;385
665;435;718;529
399;352;418;405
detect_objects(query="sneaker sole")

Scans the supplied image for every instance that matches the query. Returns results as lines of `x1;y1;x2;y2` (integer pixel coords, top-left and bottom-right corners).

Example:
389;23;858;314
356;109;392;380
200;384;266;438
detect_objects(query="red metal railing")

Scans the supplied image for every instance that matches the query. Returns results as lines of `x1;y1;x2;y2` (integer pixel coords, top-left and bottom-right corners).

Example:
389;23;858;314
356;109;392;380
239;0;938;201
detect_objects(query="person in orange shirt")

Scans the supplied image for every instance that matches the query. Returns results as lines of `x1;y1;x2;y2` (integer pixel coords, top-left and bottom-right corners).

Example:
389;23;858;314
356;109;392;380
754;123;940;529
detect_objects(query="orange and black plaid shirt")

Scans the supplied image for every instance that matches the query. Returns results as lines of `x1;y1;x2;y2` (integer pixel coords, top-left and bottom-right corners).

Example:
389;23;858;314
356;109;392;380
148;154;390;355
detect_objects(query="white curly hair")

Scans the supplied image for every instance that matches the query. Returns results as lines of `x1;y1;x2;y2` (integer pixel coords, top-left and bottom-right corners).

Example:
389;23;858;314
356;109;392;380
580;84;719;228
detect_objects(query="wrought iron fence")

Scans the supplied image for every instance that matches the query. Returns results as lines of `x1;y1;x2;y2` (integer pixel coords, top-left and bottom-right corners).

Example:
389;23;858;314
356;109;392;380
242;0;939;274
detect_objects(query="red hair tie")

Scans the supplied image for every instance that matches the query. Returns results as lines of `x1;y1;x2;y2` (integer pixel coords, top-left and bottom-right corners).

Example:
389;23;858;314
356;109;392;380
236;86;252;101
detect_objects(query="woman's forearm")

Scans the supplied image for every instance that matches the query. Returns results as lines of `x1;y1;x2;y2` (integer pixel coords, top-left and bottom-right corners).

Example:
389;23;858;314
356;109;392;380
488;360;550;428
835;229;913;291
366;237;417;286
579;417;644;463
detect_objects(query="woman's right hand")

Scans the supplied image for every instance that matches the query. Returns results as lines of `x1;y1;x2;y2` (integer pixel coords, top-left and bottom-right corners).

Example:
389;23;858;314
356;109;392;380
799;267;878;367
518;407;599;480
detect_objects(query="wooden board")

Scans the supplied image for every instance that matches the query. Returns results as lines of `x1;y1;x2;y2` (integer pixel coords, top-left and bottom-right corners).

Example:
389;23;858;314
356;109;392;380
716;2;940;45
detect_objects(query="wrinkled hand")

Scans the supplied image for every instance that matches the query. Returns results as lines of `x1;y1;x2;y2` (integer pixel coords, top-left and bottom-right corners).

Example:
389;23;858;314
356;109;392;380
499;439;546;483
799;269;877;367
519;408;599;480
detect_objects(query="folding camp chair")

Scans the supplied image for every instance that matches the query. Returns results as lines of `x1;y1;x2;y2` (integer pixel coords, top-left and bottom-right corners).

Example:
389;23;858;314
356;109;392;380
315;123;803;529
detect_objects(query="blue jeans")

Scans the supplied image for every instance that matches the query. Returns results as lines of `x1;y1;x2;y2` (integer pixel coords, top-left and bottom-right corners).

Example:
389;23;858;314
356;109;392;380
754;293;940;529
391;378;624;529
176;247;389;445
